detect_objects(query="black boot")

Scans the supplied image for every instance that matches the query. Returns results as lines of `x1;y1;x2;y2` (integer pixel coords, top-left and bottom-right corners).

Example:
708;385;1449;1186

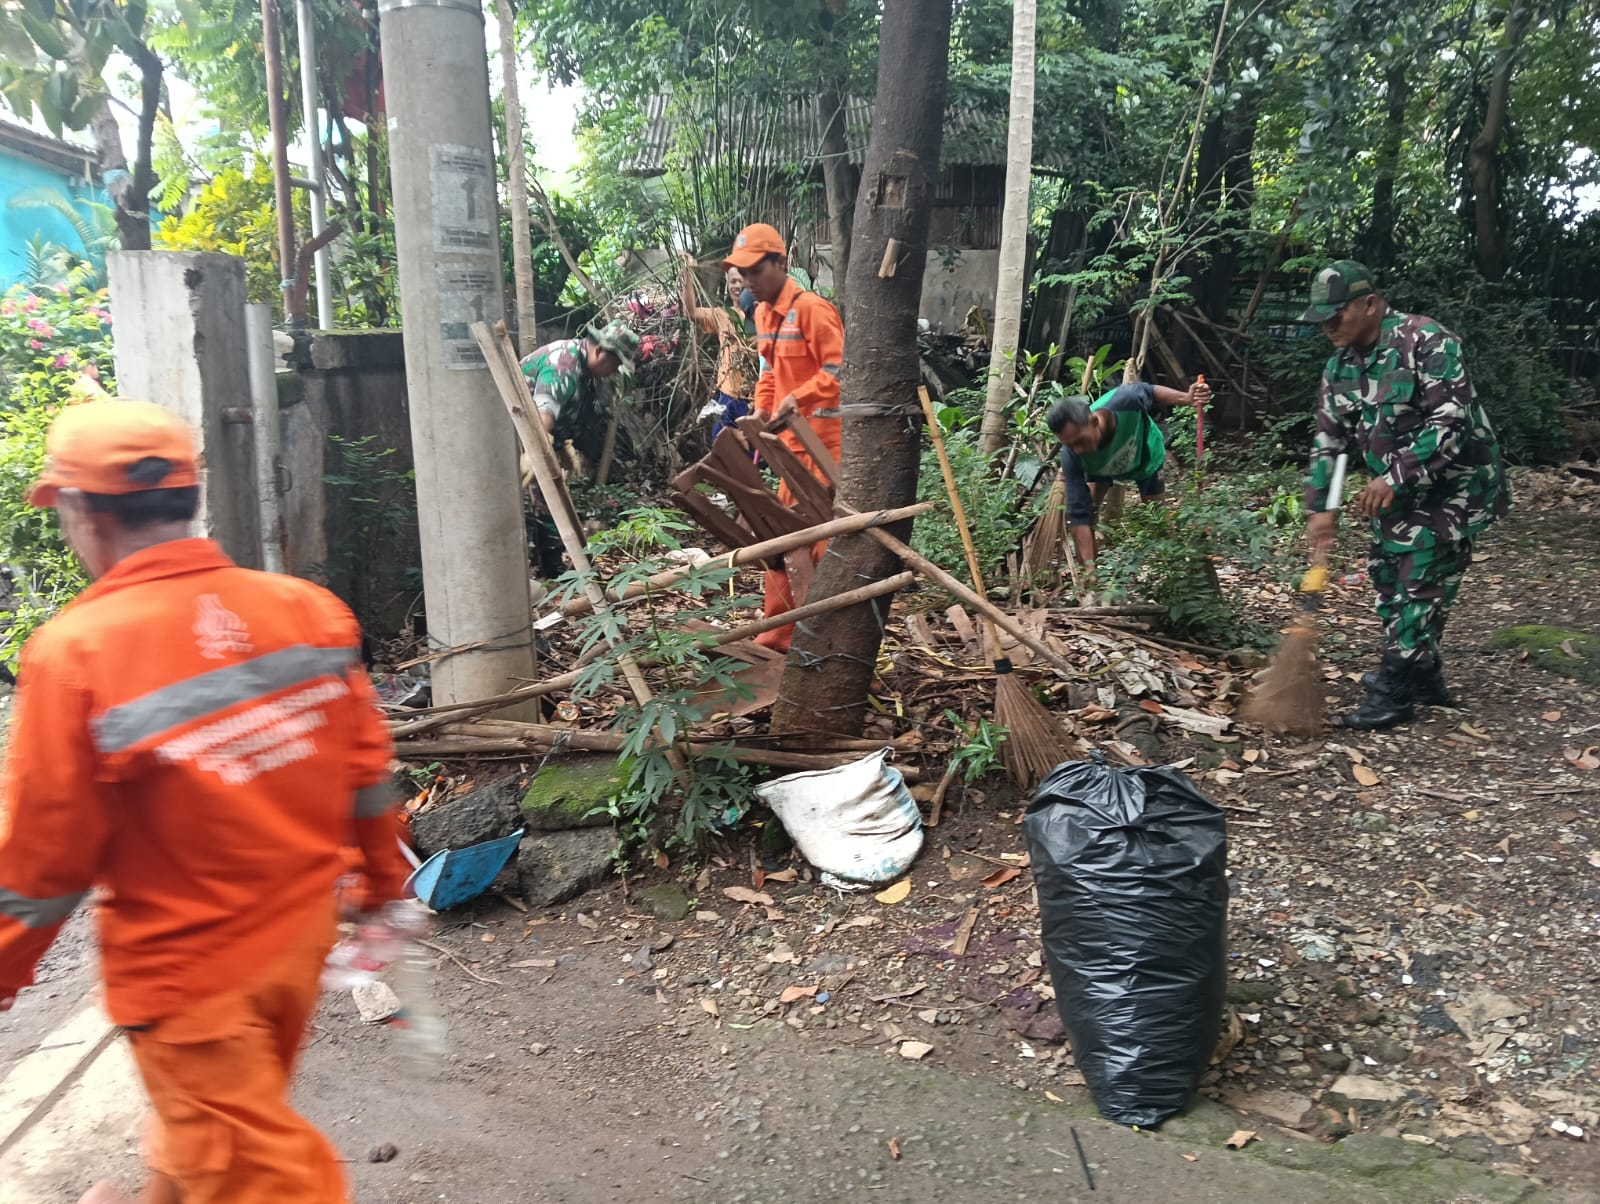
1343;652;1416;730
1363;652;1454;707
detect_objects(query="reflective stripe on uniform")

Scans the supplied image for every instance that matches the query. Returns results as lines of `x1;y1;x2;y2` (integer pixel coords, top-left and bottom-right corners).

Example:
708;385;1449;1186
92;645;357;756
0;884;87;928
820;362;841;378
354;782;396;819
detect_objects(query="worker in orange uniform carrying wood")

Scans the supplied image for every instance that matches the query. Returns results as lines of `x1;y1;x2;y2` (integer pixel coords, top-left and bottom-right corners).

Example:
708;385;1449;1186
0;400;411;1204
722;222;844;651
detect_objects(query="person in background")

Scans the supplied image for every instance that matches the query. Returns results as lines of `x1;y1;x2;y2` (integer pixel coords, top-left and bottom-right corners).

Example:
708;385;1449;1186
1299;260;1508;729
1044;376;1212;574
518;319;641;578
0;400;410;1203
721;223;845;651
681;251;759;442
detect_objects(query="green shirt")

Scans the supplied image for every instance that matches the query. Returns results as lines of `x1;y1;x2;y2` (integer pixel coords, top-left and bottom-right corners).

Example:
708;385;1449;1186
1067;383;1167;481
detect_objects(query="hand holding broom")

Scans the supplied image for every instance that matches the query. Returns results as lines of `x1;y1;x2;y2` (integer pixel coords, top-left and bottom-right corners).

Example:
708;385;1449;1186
1240;454;1349;737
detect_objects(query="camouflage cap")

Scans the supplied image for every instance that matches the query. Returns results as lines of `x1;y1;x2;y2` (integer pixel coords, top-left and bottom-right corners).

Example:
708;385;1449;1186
586;319;641;372
1300;260;1377;323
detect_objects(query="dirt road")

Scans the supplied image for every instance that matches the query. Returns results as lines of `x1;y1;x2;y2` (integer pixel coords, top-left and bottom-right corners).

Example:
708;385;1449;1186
1;908;1549;1204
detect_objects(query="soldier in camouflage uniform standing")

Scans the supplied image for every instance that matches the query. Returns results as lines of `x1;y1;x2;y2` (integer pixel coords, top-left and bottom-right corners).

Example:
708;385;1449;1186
1301;261;1510;730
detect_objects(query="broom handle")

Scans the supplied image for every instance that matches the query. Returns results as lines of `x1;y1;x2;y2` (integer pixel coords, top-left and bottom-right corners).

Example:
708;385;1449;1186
1307;453;1349;576
917;387;1004;661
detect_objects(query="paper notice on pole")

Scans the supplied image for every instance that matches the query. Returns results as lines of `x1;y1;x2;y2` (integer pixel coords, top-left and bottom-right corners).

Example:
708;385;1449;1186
429;144;496;255
437;266;497;370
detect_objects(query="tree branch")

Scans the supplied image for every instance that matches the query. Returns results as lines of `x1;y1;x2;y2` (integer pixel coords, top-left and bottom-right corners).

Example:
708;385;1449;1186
527;171;602;304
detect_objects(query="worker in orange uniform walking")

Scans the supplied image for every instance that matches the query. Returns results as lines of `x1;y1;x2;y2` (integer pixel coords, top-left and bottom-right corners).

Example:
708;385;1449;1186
722;223;844;651
0;400;411;1204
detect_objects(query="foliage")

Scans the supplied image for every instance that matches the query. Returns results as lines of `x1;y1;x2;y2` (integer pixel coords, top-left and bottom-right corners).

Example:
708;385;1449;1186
154;162;292;309
315;435;419;633
1094;447;1305;646
943;710;1007;783
0;284;114;664
7;190;119;288
555;506;759;853
912;420;1041;587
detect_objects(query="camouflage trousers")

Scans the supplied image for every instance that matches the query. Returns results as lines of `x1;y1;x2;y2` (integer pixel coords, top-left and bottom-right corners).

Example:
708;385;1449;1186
1368;538;1474;662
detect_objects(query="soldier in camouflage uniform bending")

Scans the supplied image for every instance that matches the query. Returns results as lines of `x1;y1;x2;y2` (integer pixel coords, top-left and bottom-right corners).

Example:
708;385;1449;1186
1301;261;1510;730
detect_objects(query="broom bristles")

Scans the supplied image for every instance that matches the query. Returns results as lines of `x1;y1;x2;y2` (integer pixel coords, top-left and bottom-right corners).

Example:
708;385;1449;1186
995;666;1077;789
1239;626;1324;738
1022;478;1069;581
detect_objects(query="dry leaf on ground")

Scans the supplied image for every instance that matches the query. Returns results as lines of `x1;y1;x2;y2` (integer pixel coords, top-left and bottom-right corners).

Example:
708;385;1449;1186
875;879;912;905
779;984;818;1004
723;886;774;905
981;867;1022;888
1352;764;1381;787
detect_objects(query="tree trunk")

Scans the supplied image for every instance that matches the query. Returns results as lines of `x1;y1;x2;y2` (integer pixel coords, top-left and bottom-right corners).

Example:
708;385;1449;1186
818;87;855;313
496;0;538;353
1362;61;1410;270
769;0;954;741
978;0;1038;457
1470;4;1528;282
90;47;162;251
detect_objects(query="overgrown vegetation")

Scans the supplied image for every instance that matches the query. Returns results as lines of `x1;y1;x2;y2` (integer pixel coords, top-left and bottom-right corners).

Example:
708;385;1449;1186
556;506;760;856
0;285;113;666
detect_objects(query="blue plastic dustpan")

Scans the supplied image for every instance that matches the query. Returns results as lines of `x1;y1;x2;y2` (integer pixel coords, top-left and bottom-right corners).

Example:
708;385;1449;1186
405;829;525;911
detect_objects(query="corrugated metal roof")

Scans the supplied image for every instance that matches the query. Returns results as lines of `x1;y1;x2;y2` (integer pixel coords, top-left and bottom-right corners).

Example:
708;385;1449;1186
0;118;98;180
622;93;1069;176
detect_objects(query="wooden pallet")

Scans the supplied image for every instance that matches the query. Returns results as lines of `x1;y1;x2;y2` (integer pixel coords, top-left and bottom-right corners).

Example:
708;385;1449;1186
668;417;837;608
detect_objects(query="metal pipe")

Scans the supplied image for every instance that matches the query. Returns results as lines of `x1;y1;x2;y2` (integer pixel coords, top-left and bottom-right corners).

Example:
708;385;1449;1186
294;0;335;330
260;0;297;318
244;304;287;573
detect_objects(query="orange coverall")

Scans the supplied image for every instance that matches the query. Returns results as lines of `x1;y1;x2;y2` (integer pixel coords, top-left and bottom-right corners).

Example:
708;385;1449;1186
0;538;409;1203
753;276;844;650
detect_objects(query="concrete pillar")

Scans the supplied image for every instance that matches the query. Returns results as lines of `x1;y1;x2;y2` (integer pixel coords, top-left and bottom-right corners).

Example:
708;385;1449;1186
106;251;264;569
379;0;536;707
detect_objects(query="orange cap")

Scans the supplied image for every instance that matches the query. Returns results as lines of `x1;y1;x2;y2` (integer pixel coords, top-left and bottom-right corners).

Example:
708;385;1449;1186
722;223;787;270
29;400;200;508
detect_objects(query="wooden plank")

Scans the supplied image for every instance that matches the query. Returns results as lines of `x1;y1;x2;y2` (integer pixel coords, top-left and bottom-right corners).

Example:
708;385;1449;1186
775;413;841;487
696;463;811;540
752;431;833;523
945;604;977;646
670;488;757;555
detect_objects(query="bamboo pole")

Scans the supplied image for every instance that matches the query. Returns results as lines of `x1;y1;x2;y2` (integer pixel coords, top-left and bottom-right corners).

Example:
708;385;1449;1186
835;503;1078;677
474;320;680;769
400;727;921;778
546;502;931;620
387;570;917;737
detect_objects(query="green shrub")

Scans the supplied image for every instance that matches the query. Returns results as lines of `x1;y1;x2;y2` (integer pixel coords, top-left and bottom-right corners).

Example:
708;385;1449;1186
912;425;1043;587
0;285;114;665
1095;452;1306;647
556;506;759;855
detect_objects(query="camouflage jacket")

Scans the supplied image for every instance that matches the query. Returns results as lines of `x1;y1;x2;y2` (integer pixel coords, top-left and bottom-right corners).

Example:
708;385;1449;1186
520;338;599;440
1305;309;1509;551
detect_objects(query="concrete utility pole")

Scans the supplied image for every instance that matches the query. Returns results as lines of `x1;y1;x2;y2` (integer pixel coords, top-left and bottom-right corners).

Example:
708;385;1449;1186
378;0;537;709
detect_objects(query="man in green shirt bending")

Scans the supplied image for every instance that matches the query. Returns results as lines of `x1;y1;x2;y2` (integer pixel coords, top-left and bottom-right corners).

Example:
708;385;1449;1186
1045;377;1211;570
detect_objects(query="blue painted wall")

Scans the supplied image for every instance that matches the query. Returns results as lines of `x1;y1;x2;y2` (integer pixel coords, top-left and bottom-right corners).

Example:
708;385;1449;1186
0;147;108;288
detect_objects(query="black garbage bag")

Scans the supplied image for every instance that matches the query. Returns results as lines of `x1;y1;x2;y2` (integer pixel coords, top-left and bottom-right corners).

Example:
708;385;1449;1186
1022;754;1227;1127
